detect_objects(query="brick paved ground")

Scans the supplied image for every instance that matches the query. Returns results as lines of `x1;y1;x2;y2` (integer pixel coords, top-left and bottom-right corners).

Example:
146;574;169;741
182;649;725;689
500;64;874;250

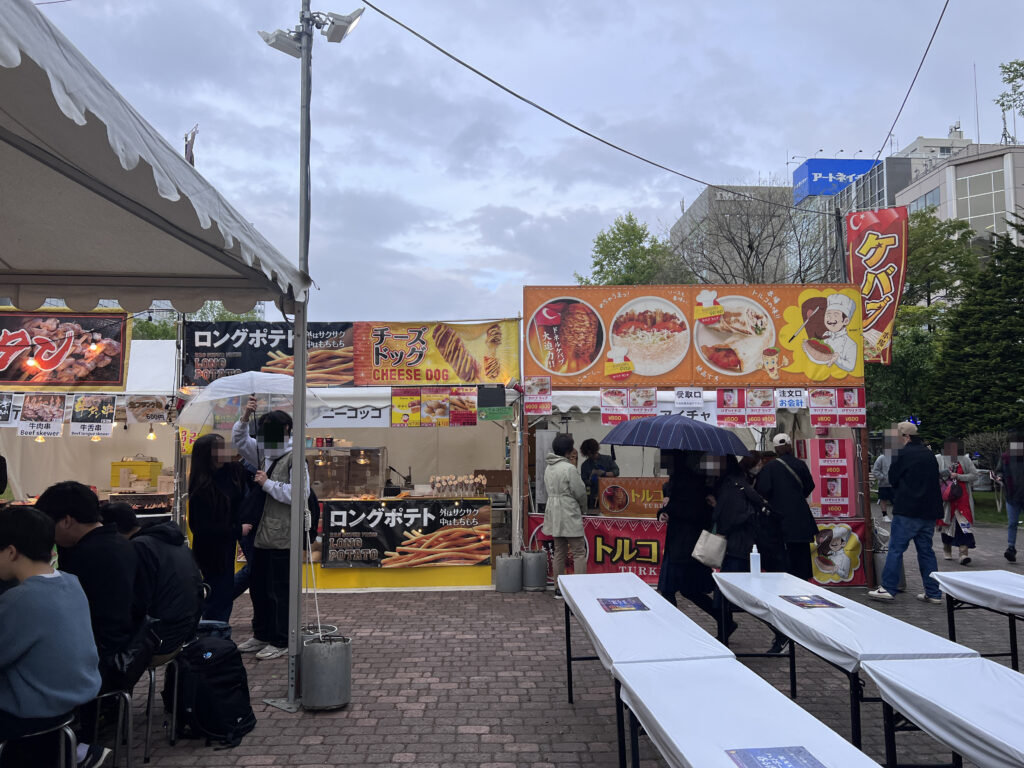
127;518;1019;767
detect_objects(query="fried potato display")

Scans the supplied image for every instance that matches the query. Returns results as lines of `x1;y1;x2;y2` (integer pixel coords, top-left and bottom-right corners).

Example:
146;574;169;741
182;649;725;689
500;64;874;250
261;346;354;386
381;524;491;567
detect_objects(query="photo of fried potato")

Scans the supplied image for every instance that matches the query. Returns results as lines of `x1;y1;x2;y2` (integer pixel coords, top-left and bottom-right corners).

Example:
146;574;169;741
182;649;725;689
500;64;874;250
381;523;491;567
261;346;354;386
449;396;475;412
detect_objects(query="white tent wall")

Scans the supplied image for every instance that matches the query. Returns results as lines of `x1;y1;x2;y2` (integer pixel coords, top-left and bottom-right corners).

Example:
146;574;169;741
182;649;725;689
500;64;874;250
0;424;175;499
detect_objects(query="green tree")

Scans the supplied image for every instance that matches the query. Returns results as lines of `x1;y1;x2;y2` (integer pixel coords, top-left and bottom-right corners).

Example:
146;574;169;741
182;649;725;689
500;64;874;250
995;59;1024;136
187;301;264;322
864;305;943;430
903;209;979;308
575;213;688;285
132;318;177;340
921;223;1024;442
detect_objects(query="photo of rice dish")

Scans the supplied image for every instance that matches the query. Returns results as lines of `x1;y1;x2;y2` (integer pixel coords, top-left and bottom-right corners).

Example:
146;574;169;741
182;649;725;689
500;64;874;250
695;296;774;376
609;297;689;376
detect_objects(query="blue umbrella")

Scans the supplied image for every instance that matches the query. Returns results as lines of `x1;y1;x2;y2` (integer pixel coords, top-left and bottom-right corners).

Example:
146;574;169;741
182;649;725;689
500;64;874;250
600;413;750;456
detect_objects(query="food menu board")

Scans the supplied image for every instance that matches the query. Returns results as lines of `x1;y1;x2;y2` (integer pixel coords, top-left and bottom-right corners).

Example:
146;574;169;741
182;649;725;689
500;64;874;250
391;388;421;427
629;387;657;419
449;386;478;427
744;387;776;428
716;388;746;426
808;388;838;426
0;311;130;391
0;393;13;426
17;393;66;437
837;387;867;427
524;285;864;388
600;388;629;426
69;394;116;437
321;498;491;568
524;376;552;415
354;320;519;386
807;438;856;518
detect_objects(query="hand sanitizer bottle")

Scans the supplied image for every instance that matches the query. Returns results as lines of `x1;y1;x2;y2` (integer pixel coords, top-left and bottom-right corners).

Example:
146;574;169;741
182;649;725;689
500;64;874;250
749;545;761;575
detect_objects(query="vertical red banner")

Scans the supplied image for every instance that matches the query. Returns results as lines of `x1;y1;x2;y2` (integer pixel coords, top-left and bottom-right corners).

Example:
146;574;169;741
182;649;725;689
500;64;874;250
845;207;908;365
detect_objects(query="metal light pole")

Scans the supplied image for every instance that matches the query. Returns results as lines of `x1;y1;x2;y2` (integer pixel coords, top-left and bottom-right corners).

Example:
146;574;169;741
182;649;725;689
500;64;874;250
260;2;363;712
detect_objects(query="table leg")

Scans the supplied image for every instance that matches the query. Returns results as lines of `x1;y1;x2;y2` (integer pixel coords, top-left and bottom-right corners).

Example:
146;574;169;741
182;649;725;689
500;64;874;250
881;701;897;768
1010;614;1019;672
848;671;862;749
628;708;640;768
564;601;574;704
952;751;963;768
945;595;956;642
615;678;626;768
788;637;797;699
717;588;729;647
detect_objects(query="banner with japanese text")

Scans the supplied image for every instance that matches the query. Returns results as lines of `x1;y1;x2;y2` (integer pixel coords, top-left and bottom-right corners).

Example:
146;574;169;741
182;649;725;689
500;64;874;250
0;311;130;391
807;438;857;518
846;207;908;364
353;320;519;386
69;394;116;437
524;376;552;415
597;477;664;517
182;321;352;388
524;284;864;389
526;513;665;585
321;498;491;568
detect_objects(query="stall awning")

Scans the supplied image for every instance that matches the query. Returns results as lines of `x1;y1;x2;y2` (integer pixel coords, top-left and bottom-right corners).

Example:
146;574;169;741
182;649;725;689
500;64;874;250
0;0;309;313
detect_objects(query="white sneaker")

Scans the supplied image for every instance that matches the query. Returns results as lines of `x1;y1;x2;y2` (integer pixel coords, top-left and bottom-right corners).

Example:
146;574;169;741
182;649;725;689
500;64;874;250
255;644;288;660
867;587;894;601
916;593;942;604
237;637;266;653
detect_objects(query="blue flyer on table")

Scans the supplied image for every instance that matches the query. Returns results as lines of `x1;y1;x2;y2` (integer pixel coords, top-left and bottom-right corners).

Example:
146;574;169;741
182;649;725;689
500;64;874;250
597;596;649;612
727;746;827;767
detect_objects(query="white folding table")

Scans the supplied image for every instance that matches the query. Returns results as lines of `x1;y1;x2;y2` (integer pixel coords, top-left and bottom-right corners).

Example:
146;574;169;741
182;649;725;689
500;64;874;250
932;570;1024;671
613;658;881;768
558;573;734;768
862;657;1024;768
714;571;977;748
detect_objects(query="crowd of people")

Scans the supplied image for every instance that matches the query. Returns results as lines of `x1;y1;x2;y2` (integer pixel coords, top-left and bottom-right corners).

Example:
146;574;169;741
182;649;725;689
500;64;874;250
0;396;309;766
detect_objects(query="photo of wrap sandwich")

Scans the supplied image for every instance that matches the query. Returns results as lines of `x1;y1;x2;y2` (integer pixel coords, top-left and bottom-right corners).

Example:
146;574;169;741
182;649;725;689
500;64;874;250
695;296;775;375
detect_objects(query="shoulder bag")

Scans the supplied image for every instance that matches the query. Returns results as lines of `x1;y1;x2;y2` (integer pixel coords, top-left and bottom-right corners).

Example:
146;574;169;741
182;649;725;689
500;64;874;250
691;496;727;569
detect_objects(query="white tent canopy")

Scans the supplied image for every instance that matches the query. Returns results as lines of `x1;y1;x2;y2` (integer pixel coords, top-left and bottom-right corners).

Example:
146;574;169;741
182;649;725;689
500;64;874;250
0;0;309;313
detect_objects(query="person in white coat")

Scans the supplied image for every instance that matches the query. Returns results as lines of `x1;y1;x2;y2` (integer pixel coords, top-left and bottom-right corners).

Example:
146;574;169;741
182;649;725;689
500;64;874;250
543;433;588;597
822;293;858;373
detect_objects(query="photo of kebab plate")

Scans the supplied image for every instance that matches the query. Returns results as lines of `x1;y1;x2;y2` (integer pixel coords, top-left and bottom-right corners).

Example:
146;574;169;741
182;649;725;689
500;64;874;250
695;296;775;376
527;298;605;376
609;297;690;376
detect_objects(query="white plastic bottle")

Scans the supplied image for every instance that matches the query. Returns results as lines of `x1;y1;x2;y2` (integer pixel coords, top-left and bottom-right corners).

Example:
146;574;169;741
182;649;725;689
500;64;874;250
749;545;761;575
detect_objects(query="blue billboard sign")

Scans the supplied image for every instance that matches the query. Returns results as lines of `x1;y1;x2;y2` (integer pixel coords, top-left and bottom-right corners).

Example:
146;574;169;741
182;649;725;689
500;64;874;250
792;158;879;205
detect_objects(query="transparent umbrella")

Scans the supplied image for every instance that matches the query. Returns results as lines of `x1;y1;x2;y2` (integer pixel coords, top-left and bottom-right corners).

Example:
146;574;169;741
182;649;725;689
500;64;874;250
176;371;330;429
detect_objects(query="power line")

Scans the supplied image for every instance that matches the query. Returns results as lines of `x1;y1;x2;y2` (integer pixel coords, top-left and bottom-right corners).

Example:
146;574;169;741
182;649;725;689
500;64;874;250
361;1;831;217
869;0;950;168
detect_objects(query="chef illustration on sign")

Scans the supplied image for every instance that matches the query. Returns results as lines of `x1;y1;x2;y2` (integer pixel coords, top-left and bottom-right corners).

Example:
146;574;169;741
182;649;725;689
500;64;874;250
822;293;858;372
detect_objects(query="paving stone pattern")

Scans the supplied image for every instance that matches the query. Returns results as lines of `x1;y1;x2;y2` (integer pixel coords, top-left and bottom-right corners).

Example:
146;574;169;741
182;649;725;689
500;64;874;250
130;520;1019;767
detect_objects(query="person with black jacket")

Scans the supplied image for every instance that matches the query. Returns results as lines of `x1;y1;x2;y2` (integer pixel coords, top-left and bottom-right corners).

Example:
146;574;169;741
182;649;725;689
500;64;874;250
36;481;142;690
868;421;943;603
711;455;786;573
657;451;715;618
188;433;249;622
755;433;817;580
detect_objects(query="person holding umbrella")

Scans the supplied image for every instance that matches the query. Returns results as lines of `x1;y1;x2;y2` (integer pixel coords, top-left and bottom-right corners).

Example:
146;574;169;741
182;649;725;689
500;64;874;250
232;396;308;660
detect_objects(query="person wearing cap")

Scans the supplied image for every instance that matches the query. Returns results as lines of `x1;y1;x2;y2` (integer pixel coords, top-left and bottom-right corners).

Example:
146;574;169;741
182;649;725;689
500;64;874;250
822;293;858;372
755;433;817;654
868;421;944;603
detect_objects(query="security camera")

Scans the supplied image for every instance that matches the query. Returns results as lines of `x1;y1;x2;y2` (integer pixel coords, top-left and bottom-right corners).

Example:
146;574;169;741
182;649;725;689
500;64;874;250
322;8;364;43
259;29;302;58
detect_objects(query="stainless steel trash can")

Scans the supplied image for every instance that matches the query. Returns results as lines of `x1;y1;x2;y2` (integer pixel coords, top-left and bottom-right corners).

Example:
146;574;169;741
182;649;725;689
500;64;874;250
522;550;548;591
301;635;351;710
494;553;523;592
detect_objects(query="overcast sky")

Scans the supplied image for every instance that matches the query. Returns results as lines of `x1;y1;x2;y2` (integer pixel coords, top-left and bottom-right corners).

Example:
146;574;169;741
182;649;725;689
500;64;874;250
40;0;1024;321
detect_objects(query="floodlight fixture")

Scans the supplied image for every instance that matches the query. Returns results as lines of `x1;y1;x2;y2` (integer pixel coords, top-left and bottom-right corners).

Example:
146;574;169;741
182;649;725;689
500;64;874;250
322;8;364;43
259;28;302;58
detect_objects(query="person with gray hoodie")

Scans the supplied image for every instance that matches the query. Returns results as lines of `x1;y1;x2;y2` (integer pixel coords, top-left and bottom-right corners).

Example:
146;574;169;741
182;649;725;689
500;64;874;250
543;433;588;597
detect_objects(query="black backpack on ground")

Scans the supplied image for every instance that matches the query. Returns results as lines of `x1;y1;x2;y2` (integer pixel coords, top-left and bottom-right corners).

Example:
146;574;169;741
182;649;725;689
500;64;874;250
163;636;256;748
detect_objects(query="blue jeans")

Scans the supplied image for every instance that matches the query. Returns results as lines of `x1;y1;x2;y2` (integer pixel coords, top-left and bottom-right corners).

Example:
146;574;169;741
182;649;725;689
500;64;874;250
882;515;940;598
1008;500;1021;549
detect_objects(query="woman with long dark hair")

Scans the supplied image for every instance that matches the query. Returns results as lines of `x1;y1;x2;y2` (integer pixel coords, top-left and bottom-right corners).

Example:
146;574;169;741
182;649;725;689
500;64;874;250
188;433;247;621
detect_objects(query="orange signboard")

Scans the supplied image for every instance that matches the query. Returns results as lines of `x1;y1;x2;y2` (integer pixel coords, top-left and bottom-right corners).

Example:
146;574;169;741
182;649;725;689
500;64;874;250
354;320;519;387
524;285;864;388
597;477;665;518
